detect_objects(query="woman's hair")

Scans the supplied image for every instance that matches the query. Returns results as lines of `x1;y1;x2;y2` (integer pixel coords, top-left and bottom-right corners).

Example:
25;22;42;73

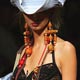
50;6;64;30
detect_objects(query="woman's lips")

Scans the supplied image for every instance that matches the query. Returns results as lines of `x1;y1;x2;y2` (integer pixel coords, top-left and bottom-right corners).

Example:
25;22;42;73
31;23;39;27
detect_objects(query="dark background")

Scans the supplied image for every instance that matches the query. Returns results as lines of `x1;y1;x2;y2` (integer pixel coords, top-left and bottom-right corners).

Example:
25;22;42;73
0;0;80;80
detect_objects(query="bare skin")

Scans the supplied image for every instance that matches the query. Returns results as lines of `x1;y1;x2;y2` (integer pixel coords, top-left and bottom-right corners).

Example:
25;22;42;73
22;9;77;80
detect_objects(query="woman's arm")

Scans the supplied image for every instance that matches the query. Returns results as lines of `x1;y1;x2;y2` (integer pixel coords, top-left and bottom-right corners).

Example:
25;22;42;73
61;41;77;80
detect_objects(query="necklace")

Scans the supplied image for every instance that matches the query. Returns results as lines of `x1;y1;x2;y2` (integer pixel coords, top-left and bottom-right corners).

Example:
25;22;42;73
32;44;48;80
13;22;58;80
32;22;58;80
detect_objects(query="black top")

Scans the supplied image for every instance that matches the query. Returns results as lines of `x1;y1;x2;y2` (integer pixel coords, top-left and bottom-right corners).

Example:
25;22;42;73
12;53;62;80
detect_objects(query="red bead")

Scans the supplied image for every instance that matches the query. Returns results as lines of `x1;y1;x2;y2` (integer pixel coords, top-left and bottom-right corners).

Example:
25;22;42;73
18;64;22;68
22;57;25;60
26;31;30;36
24;37;30;43
19;60;24;65
44;34;50;44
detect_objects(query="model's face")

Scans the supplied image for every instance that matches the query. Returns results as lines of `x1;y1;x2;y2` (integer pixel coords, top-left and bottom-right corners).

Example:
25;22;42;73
23;10;51;31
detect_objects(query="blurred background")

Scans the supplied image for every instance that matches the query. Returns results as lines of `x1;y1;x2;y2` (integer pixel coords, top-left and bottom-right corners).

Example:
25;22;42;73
0;0;80;80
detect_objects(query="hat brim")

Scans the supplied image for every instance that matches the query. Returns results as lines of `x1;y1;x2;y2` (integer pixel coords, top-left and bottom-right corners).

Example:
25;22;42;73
13;0;66;14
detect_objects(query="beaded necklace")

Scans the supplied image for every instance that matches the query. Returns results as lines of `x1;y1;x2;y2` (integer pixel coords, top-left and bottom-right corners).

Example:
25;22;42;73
13;22;58;80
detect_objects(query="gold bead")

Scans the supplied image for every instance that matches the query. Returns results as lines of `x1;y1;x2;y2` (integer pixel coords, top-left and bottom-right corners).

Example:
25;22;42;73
48;22;52;28
33;67;39;74
48;43;54;51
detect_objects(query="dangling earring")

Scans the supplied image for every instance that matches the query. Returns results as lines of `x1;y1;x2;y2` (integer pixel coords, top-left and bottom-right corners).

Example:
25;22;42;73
18;23;32;68
46;21;58;52
23;23;32;56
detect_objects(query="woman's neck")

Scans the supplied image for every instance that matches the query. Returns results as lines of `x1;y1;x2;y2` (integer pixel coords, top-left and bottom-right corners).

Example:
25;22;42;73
32;27;47;46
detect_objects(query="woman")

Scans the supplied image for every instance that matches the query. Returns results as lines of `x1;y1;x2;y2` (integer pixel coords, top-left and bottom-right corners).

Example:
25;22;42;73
1;0;77;80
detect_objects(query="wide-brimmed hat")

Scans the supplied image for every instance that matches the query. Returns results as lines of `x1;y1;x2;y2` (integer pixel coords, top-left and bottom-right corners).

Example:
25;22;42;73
10;0;66;14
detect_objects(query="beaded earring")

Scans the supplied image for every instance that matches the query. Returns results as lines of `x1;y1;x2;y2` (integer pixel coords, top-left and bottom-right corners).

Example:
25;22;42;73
45;21;58;52
23;23;32;56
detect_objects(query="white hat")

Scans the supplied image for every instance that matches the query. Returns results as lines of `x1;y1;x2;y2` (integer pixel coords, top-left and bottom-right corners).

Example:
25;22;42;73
10;0;66;14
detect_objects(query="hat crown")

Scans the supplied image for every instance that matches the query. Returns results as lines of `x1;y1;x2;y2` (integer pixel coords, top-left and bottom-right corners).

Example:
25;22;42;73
10;0;66;14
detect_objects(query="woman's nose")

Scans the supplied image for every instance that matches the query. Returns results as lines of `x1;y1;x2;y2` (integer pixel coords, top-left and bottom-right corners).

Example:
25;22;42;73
31;15;40;22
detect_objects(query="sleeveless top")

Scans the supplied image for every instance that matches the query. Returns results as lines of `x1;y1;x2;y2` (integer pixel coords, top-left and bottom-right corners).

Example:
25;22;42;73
12;52;62;80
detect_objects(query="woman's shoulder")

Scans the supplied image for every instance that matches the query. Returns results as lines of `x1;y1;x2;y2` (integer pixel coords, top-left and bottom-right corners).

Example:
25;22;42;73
56;37;76;62
56;37;76;52
56;37;76;60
